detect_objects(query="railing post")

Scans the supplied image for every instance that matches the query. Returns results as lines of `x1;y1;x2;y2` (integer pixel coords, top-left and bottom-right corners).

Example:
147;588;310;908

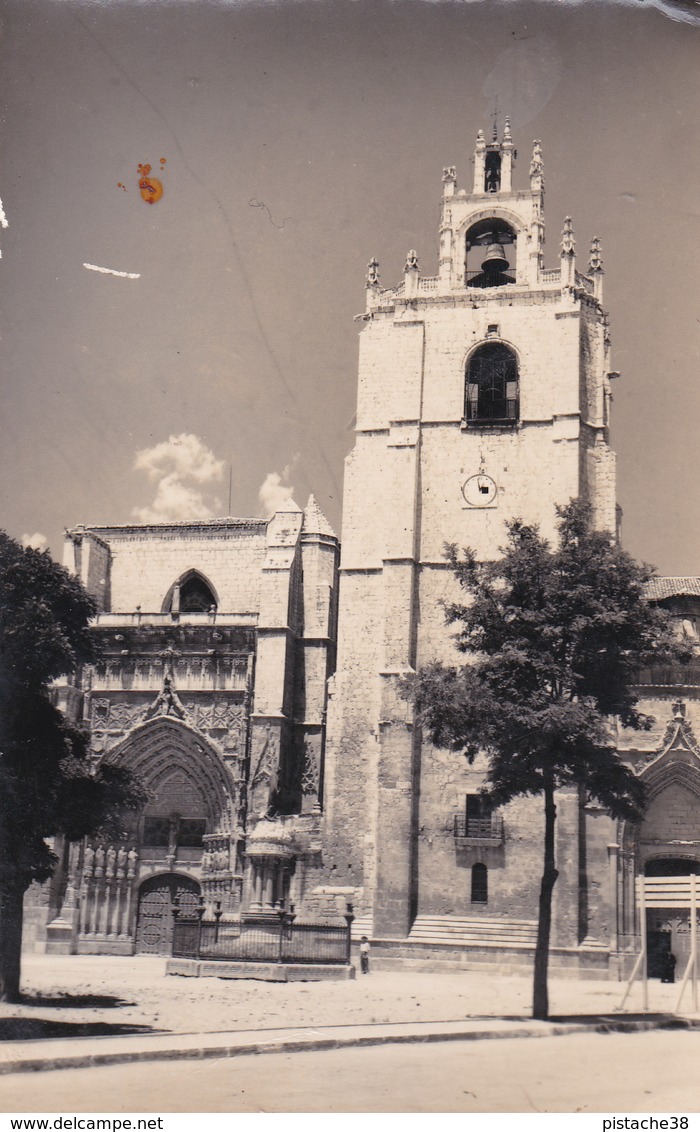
277;903;286;964
196;895;205;960
344;902;355;964
213;900;223;945
170;896;181;957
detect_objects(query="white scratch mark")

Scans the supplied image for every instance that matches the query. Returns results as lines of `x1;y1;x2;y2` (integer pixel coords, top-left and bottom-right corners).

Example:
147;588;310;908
0;197;8;228
83;262;140;279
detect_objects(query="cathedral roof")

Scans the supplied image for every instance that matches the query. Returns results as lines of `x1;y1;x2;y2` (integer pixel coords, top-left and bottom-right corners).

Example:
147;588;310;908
645;577;700;601
302;494;337;539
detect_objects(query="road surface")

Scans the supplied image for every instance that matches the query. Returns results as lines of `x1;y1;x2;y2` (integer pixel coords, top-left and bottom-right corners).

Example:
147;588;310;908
1;1030;699;1112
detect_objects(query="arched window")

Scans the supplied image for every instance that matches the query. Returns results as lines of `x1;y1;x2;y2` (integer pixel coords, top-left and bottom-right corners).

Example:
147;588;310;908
465;343;519;424
163;570;218;614
471;863;488;904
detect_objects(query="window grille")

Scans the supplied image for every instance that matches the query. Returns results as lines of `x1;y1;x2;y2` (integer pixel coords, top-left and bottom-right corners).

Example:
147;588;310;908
465;343;519;424
471;862;488;904
180;575;217;612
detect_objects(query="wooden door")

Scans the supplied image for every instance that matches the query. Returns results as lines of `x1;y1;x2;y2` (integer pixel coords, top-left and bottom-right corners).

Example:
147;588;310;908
135;874;200;955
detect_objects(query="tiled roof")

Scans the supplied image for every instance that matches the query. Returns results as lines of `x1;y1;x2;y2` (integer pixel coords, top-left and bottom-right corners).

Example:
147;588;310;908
645;577;700;601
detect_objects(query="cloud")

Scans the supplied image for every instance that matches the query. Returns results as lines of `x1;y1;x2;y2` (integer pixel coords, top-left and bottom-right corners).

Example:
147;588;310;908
21;531;48;552
132;434;224;523
134;433;225;485
258;464;296;518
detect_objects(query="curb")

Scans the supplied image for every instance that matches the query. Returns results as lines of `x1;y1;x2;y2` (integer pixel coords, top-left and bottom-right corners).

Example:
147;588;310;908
1;1015;698;1076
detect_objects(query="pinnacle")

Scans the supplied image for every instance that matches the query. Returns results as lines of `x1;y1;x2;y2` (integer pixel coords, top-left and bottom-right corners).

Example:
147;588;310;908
303;494;337;538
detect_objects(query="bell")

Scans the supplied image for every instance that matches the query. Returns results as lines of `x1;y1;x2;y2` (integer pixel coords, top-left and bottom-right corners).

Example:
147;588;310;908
481;243;510;272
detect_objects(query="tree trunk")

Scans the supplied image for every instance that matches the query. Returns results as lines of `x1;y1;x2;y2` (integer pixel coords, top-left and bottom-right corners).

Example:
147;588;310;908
532;777;559;1020
0;879;26;1003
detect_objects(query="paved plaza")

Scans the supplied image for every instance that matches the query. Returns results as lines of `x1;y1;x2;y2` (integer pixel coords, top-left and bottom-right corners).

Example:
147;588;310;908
0;954;694;1036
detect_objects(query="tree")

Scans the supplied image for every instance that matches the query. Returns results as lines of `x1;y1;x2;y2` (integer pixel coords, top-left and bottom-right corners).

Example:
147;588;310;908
411;501;684;1020
0;532;146;1002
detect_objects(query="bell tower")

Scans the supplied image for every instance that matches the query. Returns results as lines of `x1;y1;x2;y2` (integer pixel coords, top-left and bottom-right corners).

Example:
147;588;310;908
322;122;618;941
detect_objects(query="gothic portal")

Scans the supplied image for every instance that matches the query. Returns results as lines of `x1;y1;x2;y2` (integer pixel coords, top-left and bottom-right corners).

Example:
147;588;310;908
29;502;339;956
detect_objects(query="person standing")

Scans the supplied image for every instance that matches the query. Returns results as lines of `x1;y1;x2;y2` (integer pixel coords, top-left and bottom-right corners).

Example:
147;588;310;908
661;951;677;984
359;935;370;974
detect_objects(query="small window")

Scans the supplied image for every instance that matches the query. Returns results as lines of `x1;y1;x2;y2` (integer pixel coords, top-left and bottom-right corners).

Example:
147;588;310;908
142;815;207;849
178;818;207;848
484;151;501;193
471;862;488;904
466;794;492;821
465;794;495;838
465;343;519;424
143;816;170;847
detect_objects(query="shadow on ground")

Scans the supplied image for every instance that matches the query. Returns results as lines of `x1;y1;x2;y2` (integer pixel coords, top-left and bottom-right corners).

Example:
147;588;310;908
467;1012;693;1029
0;1018;158;1041
17;992;133;1009
549;1012;694;1029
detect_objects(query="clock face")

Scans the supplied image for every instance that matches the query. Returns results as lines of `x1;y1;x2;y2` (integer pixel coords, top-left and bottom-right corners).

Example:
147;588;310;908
462;473;498;507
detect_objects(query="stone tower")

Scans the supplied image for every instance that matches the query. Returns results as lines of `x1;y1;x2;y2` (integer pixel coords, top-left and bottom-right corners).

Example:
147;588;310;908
321;122;619;951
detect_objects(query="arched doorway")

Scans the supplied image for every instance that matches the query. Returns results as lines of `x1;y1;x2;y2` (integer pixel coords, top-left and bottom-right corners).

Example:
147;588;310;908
135;874;201;956
644;858;700;979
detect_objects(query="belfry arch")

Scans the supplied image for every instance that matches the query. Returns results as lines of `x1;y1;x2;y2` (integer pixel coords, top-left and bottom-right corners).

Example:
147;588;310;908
464;217;518;288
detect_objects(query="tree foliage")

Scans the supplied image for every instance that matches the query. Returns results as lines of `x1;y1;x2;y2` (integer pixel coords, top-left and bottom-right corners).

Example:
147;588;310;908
0;532;146;999
411;501;685;1018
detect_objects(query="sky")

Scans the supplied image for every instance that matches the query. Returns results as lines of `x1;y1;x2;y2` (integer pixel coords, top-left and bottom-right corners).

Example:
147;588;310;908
0;0;699;574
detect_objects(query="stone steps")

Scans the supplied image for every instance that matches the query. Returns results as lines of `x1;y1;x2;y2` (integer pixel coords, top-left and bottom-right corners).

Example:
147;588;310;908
350;913;374;941
407;915;538;948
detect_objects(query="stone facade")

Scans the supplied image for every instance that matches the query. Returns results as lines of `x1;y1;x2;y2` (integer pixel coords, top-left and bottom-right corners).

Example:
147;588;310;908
318;124;700;977
26;124;700;980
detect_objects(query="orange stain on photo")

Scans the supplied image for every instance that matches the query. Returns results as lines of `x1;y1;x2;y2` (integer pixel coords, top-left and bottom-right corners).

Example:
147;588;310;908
137;162;164;205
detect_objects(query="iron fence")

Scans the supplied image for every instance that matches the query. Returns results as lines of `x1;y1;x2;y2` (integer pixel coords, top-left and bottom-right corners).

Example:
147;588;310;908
172;903;354;965
465;269;516;289
453;815;505;841
465;398;518;424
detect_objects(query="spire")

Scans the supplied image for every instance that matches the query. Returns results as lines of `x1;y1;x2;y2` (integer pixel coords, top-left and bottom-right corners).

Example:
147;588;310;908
366;257;380;288
560;216;575;257
442;164;457;201
303;494;337;539
529;140;543;188
274;497;302;515
588;236;604;301
588;236;603;274
560;216;576;289
404;249;420;298
503;116;512;144
473;130;487;192
365;256;380;313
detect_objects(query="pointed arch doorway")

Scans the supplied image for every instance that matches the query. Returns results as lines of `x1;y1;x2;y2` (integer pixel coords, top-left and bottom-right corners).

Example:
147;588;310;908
644;858;700;979
135;874;201;956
